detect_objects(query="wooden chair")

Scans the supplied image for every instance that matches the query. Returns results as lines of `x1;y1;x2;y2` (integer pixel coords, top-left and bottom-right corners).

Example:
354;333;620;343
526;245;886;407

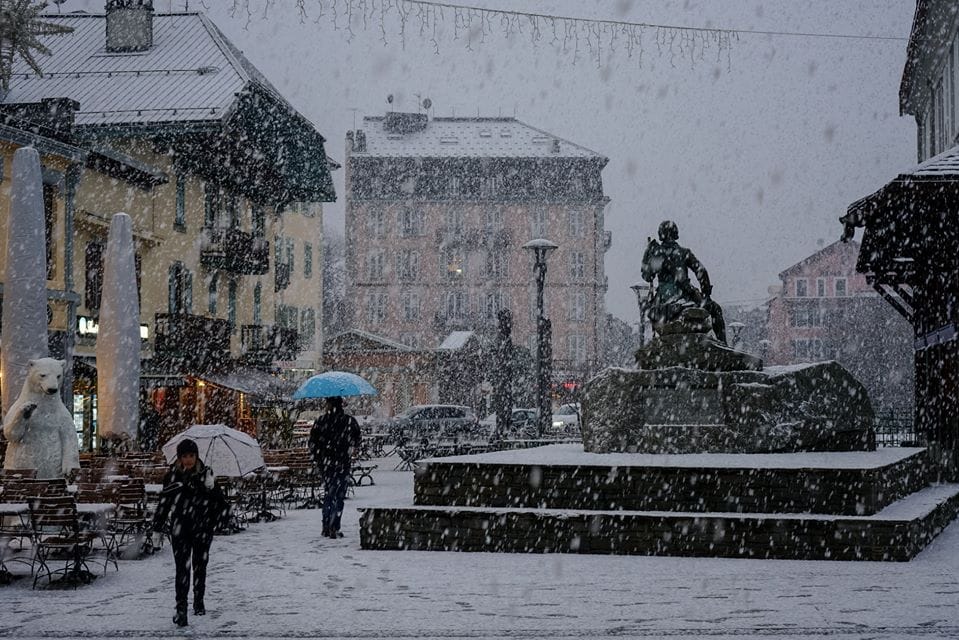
110;479;151;557
28;496;101;589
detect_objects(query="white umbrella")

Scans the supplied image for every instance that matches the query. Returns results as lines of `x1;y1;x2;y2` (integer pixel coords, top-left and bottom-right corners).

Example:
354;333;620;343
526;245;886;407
162;424;265;477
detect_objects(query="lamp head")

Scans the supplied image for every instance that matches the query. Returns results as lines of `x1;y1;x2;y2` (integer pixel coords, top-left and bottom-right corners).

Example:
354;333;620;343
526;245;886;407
523;238;558;261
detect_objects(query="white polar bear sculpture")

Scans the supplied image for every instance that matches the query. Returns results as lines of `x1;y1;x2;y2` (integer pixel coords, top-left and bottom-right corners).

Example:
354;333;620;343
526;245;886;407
2;358;80;478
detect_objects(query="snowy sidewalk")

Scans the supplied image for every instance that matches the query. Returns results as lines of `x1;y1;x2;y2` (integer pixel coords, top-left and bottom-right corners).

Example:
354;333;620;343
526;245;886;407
3;458;959;639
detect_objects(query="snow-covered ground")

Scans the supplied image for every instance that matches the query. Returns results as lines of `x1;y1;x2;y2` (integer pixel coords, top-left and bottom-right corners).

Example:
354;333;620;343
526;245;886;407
4;457;959;639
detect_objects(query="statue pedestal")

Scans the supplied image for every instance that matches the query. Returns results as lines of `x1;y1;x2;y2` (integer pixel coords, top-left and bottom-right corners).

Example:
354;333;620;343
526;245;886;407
636;332;762;372
581;362;875;454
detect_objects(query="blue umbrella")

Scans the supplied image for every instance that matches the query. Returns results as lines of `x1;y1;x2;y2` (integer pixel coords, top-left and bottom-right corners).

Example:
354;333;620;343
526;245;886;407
293;371;377;400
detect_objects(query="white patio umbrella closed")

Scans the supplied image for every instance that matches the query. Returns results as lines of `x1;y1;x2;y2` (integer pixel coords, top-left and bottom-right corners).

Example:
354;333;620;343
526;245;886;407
162;424;265;478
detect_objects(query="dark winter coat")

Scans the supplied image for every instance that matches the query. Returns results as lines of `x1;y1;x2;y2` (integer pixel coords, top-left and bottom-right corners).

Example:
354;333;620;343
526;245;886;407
153;460;227;538
308;410;361;475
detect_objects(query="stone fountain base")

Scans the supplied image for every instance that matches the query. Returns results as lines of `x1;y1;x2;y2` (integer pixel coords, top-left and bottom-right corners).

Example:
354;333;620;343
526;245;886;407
580;361;875;454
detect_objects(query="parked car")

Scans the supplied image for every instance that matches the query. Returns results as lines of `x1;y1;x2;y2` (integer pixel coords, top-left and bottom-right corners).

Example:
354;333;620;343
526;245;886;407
383;404;481;442
551;403;580;435
479;408;538;438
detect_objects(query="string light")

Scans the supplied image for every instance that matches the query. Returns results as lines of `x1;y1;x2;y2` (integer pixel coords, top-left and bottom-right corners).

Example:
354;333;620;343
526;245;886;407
223;0;737;69
221;0;907;72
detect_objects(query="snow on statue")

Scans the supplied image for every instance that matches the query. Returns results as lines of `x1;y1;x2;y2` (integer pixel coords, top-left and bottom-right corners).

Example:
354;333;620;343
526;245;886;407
2;358;80;478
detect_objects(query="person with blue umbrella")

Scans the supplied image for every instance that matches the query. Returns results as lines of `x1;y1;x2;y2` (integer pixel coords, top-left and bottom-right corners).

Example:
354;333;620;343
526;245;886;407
308;396;362;538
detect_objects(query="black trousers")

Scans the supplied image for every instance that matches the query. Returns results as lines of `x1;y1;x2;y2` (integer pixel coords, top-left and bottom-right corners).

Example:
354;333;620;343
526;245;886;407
171;532;213;608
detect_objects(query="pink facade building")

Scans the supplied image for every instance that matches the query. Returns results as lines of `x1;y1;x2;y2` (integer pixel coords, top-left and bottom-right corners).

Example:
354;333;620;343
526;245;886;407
344;113;610;382
766;240;913;411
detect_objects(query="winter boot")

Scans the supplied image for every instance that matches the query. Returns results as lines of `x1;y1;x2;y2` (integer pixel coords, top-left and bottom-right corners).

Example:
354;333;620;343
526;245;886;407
173;604;188;627
193;597;206;616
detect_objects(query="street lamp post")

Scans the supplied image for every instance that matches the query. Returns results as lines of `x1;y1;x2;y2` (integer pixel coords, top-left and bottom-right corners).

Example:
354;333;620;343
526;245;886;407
524;238;558;438
728;321;746;348
630;282;650;349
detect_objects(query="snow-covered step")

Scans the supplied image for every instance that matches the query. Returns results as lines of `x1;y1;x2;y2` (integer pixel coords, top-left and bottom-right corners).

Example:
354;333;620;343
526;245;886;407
415;444;930;516
359;483;959;561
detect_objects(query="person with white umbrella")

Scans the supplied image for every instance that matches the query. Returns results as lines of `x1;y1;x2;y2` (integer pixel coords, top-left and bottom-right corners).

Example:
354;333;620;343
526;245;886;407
152;439;227;627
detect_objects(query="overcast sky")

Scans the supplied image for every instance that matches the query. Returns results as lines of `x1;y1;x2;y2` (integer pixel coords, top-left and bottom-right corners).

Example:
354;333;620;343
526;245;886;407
82;0;918;321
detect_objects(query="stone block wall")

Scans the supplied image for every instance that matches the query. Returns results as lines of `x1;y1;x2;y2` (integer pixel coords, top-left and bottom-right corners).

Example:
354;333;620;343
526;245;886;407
360;488;959;561
414;450;930;516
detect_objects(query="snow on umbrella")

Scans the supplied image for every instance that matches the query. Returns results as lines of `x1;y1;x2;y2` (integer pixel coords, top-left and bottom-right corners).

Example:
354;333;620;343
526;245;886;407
162;424;265;478
292;371;377;400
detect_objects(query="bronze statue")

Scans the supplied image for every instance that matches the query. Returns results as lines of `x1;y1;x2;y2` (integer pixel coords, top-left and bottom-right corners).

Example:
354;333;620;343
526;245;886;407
641;220;727;344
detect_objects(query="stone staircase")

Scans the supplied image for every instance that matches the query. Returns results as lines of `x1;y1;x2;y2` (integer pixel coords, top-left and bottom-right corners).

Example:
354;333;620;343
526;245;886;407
359;444;959;561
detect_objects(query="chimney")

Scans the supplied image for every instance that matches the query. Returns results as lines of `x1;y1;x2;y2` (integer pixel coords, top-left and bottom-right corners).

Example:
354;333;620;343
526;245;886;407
354;130;367;152
106;0;154;53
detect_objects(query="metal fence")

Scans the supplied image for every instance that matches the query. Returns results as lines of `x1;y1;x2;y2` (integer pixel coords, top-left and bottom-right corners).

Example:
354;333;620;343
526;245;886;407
874;408;921;447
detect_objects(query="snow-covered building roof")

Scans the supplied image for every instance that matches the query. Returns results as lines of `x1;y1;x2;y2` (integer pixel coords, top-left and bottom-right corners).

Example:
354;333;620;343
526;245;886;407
437;331;475;351
326;329;415;353
3;11;295;129
356;115;604;160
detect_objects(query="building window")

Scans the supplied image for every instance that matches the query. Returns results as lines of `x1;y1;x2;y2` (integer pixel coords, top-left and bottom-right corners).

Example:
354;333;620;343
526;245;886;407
795;279;808;297
485;292;505;320
285;238;295;273
400;207;424;237
791;338;824;362
207;275;218;315
568;290;586;321
203;183;219;228
401;291;420;322
443;247;466;280
276;304;298;329
789;304;823;328
570;251;586;279
227;280;237;327
398;250;419;281
43;183;56;280
816;278;825;297
445;208;465;235
367;293;387;324
567;334;587;366
484;207;503;231
485;251;508;279
225;193;240;229
304;242;313;278
367;251;386;281
369;207;387;237
252;204;265;237
947;45;956;141
168;262;192;314
834;278;847;297
175;175;186;230
531;207;547;238
253;282;261;325
84;242;103;313
568;209;585;236
445;291;469;320
936;79;946;154
300;308;316;349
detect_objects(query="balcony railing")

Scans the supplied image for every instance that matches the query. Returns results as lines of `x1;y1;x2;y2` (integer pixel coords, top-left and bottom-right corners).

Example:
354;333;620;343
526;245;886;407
200;228;269;275
240;324;300;367
153;313;232;372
